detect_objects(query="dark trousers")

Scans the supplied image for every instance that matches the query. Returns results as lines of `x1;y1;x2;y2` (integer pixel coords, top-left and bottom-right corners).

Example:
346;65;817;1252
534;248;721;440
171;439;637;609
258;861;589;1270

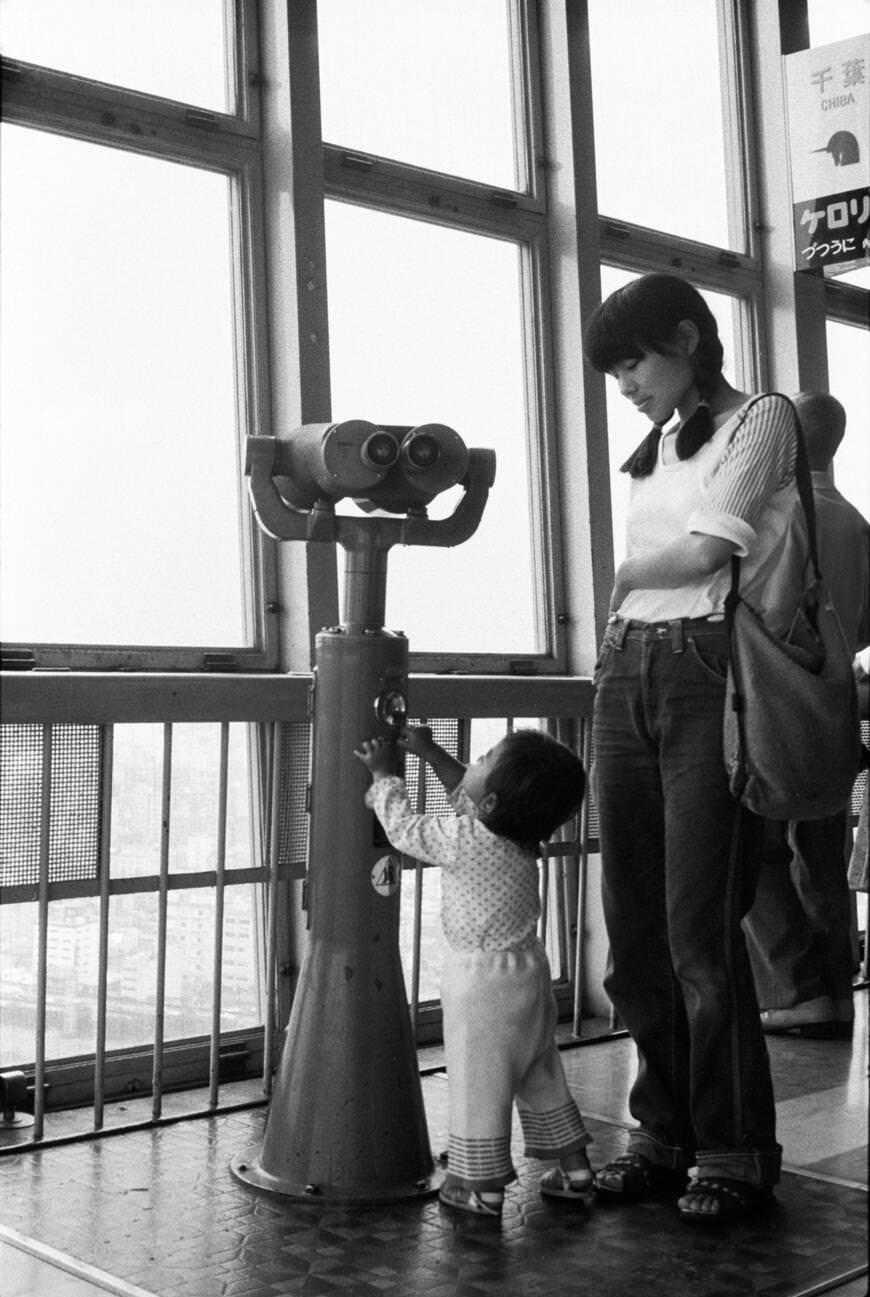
592;617;781;1186
743;814;856;1015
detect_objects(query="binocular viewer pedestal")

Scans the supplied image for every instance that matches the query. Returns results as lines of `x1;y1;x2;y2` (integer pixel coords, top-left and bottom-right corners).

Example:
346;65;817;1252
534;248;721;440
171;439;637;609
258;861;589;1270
231;424;495;1202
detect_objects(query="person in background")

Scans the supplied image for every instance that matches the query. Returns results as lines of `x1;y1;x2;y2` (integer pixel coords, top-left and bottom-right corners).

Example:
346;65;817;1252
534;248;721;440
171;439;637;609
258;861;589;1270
354;724;593;1218
743;392;870;1038
847;660;869;965
583;272;799;1226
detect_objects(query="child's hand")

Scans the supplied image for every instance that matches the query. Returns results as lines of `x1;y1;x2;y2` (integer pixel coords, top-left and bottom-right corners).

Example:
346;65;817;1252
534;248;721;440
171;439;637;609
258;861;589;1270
353;736;400;778
397;725;434;758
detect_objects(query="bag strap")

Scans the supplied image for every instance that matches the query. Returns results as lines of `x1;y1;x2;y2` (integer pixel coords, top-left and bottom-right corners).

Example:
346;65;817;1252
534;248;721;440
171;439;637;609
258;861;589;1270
724;393;820;624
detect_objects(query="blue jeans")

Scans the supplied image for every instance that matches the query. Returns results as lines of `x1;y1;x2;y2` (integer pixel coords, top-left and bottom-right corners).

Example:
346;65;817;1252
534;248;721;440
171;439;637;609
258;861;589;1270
592;617;781;1187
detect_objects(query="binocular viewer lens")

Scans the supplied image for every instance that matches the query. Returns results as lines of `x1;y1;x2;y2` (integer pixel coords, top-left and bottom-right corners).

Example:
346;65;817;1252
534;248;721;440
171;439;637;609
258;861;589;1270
362;431;401;469
403;433;439;470
361;428;442;473
270;419;468;511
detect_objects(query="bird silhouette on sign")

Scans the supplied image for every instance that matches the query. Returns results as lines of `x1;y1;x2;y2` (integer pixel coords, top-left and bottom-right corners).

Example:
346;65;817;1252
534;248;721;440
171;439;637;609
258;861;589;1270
813;131;860;166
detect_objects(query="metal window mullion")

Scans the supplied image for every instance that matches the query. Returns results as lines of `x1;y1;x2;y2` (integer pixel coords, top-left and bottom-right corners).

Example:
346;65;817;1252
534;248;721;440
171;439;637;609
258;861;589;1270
716;0;757;259
323;138;546;213
33;723;52;1141
230;154;278;668
732;289;766;404
824;280;870;328
267;0;342;647
229;0;261;130
93;723;114;1130
6;642;278;675
598;220;763;289
152;723;173;1119
522;231;564;663
508;0;541;199
261;722;283;1096
0;60;261;148
209;723;231;1109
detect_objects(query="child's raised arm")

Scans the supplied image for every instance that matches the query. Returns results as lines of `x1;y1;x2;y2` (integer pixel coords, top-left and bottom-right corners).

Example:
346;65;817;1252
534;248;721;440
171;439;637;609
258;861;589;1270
353;736;401;779
398;725;466;793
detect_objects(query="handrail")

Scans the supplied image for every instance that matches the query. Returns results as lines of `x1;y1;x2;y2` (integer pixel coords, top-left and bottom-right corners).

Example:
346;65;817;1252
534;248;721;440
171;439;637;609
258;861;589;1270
0;670;601;1145
0;670;595;724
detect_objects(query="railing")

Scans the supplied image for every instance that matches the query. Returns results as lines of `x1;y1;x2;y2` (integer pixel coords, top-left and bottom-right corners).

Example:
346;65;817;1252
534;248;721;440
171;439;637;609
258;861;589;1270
0;670;598;1148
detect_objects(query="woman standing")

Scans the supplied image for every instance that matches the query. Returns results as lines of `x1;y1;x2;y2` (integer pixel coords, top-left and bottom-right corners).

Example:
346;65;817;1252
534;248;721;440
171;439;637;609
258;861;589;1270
583;273;798;1224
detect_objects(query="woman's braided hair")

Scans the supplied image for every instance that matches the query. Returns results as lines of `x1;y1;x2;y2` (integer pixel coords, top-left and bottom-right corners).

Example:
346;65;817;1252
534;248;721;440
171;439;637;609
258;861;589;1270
583;273;725;478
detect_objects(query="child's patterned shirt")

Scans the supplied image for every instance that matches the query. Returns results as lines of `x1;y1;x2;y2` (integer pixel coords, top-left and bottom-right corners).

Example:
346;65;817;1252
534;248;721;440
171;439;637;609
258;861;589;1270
365;775;540;952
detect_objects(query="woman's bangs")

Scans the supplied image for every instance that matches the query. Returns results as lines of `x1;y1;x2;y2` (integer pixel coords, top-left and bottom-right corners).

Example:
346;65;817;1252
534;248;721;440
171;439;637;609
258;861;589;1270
584;298;647;374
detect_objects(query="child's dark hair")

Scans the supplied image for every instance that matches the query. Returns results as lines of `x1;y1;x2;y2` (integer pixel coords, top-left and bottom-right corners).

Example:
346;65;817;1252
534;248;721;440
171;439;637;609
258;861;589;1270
482;729;585;850
583;273;724;477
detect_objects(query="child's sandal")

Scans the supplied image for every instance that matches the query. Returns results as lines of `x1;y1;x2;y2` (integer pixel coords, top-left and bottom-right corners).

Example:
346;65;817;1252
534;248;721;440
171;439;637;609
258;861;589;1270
438;1181;503;1217
540;1166;594;1201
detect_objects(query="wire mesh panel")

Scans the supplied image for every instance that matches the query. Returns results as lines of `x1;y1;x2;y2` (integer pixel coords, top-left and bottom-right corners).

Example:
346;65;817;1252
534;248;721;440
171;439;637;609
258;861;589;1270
404;717;468;814
853;720;869;817
276;721;312;872
0;723;103;887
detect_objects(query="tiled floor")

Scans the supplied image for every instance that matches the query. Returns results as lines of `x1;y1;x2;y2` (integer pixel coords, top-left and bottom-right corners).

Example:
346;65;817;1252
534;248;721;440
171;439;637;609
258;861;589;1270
0;1229;158;1297
0;993;866;1297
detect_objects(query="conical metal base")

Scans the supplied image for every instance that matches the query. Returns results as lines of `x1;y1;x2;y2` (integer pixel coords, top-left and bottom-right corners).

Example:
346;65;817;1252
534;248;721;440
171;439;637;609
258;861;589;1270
230;1150;443;1204
232;628;440;1204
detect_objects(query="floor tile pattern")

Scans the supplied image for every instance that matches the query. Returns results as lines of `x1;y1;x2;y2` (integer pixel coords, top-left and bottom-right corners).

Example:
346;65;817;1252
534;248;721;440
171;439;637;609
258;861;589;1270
0;1061;866;1297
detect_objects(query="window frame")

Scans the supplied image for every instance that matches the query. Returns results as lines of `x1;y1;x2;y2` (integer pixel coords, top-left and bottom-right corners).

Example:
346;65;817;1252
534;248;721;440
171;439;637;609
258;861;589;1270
316;0;571;674
592;0;766;385
0;2;280;672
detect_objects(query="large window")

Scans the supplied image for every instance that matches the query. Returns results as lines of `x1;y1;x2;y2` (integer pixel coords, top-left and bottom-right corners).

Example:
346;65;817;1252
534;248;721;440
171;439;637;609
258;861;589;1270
0;3;269;1093
318;0;559;670
588;1;763;577
0;2;272;671
588;0;744;250
0;0;233;110
324;203;537;654
318;0;519;190
0;128;247;650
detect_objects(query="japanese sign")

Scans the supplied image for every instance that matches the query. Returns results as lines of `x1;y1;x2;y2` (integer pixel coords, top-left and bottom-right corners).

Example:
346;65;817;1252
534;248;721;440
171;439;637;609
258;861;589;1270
785;34;869;275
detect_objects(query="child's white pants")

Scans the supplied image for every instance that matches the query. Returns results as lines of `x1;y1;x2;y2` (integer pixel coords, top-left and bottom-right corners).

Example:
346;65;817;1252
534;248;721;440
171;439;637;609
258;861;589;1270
441;941;591;1191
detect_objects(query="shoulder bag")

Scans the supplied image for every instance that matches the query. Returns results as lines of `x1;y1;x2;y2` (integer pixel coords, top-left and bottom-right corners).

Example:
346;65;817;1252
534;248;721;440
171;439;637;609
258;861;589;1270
722;394;861;821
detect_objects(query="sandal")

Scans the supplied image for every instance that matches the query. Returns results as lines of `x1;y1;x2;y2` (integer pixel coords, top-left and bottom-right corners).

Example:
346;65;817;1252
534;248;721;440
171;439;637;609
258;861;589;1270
677;1177;774;1225
593;1153;685;1202
438;1181;503;1217
540;1166;594;1202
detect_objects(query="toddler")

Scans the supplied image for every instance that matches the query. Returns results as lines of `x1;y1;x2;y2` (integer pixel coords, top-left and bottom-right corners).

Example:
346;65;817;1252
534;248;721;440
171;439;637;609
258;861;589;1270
354;724;593;1217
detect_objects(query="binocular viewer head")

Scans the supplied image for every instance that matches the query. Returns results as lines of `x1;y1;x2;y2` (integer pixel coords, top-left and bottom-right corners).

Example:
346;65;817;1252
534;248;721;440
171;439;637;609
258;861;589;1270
272;420;470;513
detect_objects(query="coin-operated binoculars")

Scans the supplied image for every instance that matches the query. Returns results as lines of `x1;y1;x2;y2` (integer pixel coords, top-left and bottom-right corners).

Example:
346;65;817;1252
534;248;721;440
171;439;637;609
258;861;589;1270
231;420;495;1203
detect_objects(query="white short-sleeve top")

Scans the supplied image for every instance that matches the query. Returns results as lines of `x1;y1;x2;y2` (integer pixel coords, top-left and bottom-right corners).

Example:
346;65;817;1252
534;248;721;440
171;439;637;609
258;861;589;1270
617;394;803;633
